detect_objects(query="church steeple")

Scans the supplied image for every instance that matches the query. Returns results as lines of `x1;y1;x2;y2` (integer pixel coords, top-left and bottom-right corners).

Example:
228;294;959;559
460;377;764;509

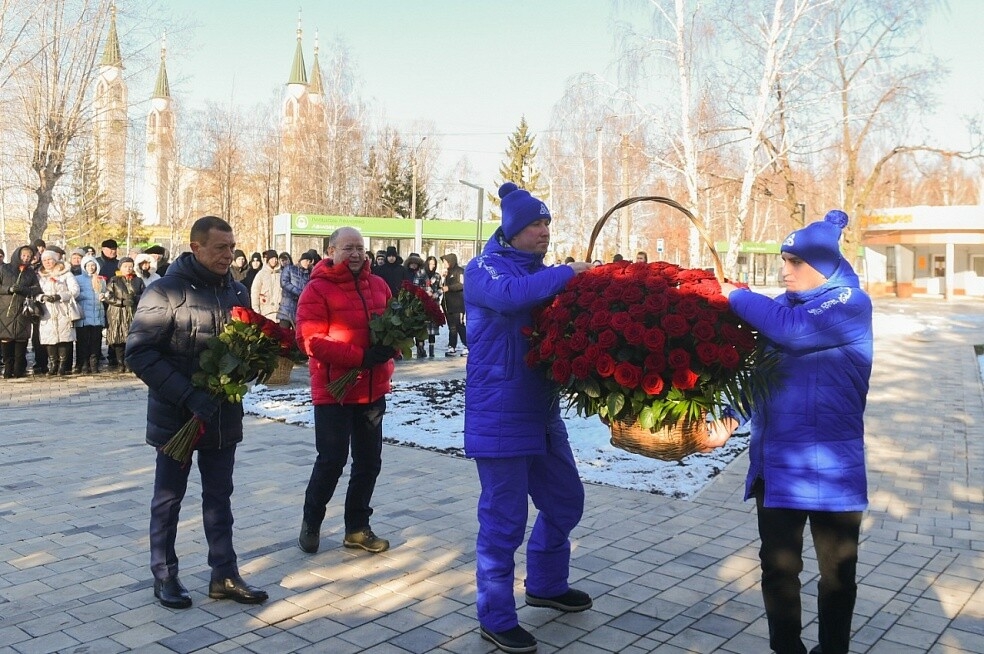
101;4;123;68
153;32;170;99
308;31;323;97
288;13;308;86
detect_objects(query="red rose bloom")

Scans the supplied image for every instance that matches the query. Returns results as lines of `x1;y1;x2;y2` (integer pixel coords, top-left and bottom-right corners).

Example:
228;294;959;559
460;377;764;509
661;314;690;338
610;312;632;331
614;362;642;389
584;343;605;363
641;373;665;396
667;347;691;369
671;367;699;390
644;351;667;373
568;330;589;352
643;327;667;351
597;329;619;349
571;356;592;379
551;359;572;384
718;344;740;369
691;320;717;342
695;342;719;365
623;322;646;345
596;353;616;377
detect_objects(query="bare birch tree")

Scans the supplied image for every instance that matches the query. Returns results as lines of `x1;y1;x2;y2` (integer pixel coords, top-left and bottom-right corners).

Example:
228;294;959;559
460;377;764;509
9;0;112;242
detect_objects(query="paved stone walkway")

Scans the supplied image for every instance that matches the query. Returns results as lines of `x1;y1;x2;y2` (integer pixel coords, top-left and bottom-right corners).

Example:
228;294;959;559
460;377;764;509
0;298;982;653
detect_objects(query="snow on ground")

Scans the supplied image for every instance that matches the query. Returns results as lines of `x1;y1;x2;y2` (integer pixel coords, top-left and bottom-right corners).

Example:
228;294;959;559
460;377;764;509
244;305;983;499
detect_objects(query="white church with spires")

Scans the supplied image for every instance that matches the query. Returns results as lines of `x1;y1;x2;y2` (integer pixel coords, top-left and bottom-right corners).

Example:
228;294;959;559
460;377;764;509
91;10;326;243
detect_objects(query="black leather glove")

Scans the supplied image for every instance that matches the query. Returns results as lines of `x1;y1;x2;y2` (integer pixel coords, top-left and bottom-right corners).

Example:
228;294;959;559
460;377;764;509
361;344;394;368
8;285;23;295
39;295;51;303
186;390;221;423
50;294;61;302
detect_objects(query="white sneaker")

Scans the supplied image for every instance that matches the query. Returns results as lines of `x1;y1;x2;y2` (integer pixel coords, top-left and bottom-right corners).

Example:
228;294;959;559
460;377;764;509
444;348;457;357
461;347;469;357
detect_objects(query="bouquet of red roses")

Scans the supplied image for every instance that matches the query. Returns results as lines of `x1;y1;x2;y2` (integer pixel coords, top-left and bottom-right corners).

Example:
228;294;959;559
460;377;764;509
327;281;445;401
526;261;777;434
160;306;295;465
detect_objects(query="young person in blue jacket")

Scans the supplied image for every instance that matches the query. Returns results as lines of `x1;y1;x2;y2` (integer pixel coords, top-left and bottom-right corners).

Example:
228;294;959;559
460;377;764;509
709;210;873;654
464;183;592;654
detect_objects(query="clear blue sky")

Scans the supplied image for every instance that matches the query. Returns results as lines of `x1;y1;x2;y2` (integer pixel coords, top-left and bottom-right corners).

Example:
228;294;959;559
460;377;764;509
147;0;981;190
154;0;615;188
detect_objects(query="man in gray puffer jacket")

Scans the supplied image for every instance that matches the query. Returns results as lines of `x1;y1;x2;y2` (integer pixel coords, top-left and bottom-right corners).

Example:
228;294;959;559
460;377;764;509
126;216;268;610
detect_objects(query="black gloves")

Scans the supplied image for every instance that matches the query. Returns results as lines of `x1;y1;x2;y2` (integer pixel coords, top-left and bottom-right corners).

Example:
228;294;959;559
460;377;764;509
361;344;394;368
41;294;61;303
8;285;23;295
186;390;221;423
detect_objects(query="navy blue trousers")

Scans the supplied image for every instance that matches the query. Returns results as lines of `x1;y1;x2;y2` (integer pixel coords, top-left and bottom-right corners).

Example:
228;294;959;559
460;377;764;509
474;423;584;632
303;399;385;533
150;446;237;581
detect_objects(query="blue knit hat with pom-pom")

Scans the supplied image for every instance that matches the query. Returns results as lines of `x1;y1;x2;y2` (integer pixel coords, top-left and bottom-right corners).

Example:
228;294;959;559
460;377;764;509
781;210;849;277
499;182;550;241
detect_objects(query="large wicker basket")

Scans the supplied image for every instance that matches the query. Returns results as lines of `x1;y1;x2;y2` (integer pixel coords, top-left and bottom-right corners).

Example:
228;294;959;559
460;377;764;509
609;416;709;461
588;195;721;462
265;356;294;385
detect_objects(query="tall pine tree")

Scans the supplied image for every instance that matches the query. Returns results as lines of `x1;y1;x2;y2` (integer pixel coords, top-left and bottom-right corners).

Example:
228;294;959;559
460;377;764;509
491;117;548;213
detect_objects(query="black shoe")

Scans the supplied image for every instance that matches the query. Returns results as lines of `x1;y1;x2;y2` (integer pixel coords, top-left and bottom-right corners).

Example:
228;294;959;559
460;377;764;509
298;520;320;554
154;576;192;609
208;573;268;604
525;588;592;612
480;625;537;653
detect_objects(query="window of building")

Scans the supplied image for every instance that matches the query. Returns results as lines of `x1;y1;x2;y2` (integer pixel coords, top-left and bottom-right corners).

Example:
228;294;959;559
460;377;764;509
933;255;945;277
886;246;896;282
972;255;984;276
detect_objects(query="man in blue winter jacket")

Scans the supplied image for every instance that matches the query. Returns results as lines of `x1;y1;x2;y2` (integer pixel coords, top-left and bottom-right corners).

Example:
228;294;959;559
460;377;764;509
708;210;873;654
464;182;592;654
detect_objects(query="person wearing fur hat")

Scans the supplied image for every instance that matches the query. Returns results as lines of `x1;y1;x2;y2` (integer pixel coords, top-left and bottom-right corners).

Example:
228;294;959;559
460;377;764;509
710;210;872;654
73;255;108;374
464;182;594;653
69;248;86;275
105;257;145;373
250;249;282;321
36;250;81;375
135;253;161;287
0;245;43;378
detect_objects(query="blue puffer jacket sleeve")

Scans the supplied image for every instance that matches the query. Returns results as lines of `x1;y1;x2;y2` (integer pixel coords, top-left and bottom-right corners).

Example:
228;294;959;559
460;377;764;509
463;233;576;458
727;260;873;512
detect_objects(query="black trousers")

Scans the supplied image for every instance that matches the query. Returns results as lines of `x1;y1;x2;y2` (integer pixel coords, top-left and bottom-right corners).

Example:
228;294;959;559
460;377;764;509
30;317;47;370
754;482;862;654
75;325;102;369
150;446;238;581
303;398;385;533
447;312;467;349
1;340;28;377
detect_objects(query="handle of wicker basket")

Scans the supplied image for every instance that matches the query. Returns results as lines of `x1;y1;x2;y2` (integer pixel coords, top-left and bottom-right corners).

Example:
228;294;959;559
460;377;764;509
585;196;724;281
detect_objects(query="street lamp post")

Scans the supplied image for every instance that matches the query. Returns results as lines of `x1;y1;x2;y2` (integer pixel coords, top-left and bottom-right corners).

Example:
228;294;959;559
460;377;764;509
411;136;427;254
459;179;485;255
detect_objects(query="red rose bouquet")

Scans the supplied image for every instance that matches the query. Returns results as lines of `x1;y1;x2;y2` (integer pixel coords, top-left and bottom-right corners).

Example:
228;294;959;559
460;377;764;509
160;306;295;465
327;281;446;401
526;261;777;449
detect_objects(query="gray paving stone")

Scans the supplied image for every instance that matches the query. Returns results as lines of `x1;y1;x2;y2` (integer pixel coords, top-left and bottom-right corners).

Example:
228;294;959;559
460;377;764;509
2;299;984;653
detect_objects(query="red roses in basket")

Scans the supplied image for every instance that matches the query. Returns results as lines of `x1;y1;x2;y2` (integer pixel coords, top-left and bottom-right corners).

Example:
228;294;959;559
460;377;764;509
526;260;775;431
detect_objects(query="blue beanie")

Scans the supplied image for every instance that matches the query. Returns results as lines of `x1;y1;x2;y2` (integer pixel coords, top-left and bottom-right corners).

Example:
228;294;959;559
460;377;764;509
781;210;849;277
499;182;550;241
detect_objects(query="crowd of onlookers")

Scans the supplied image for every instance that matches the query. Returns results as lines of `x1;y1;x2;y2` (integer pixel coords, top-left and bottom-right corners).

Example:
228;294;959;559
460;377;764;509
0;239;470;380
